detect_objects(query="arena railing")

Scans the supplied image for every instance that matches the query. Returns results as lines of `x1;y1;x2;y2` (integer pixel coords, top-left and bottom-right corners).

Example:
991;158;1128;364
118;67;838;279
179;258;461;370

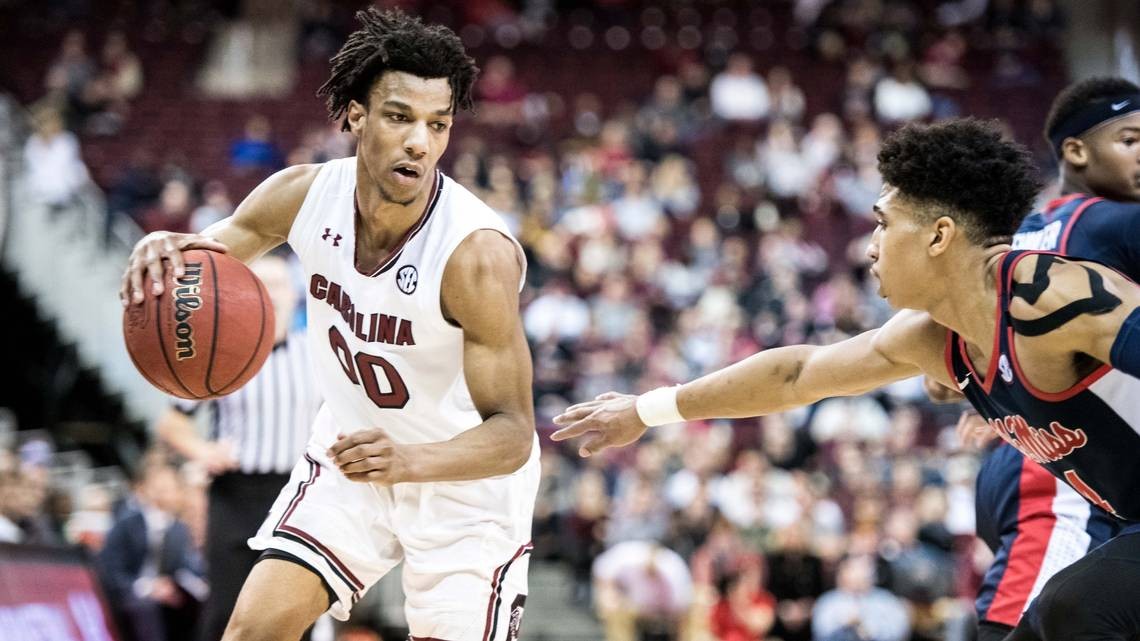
0;96;166;426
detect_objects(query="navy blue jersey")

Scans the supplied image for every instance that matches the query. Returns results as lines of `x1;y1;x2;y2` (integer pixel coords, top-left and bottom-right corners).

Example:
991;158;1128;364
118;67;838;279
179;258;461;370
949;251;1140;519
969;197;1140;625
1013;194;1140;272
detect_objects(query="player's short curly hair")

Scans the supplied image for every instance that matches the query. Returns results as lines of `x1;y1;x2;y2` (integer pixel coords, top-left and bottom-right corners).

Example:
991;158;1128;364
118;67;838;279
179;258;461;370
1044;76;1140;146
878;118;1041;244
317;8;479;131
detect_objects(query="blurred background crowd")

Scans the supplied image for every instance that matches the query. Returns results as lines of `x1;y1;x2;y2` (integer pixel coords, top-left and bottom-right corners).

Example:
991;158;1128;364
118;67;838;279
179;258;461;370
0;0;1131;640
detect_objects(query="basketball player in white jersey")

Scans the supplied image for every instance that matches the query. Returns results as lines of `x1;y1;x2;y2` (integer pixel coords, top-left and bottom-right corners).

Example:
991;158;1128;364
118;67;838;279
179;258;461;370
120;9;538;641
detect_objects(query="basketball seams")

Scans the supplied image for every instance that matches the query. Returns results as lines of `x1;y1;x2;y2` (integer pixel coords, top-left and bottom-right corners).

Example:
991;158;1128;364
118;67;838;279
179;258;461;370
214;263;272;394
126;250;274;400
153;289;201;399
204;251;222;396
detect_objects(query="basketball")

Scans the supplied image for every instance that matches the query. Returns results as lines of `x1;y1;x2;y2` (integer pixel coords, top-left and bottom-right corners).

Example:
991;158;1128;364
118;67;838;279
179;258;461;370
122;249;275;400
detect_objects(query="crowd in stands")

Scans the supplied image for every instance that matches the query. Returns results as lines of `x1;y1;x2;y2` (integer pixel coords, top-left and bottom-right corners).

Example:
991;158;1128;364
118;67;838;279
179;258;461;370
5;0;1073;640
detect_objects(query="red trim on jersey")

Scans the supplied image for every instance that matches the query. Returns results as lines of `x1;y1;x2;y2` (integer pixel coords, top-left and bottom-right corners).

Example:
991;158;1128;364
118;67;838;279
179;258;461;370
1006;327;1112;401
276;454;320;530
1043;192;1085;215
274;455;365;592
352;170;442;278
1002;251;1114;401
1057;197;1103;253
482;542;533;641
958;255;1007;394
944;328;957;384
986;461;1058;626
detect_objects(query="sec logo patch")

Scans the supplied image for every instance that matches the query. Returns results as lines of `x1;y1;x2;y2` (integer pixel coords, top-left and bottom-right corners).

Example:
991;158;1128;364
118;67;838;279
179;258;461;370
396;265;418;295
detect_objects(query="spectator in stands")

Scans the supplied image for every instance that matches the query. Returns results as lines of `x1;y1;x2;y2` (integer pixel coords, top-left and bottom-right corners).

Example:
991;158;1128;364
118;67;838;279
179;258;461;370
98;459;205;641
612;162;666;240
44;29;95;105
812;555;910;641
0;469;22;543
919;30;969;90
101;31;144;101
139;179;194;234
873;61;933;124
763;120;813;199
710;53;770;122
562;467;610;603
188;180;233;233
650;154;700;219
65;484;115;552
767;523;825;641
108;148;163;225
767;66;806;123
475;54;528;126
607;473;672;546
228;114;283;173
593;540;694;641
524;278;592;344
23;106;90;210
710;564;777;641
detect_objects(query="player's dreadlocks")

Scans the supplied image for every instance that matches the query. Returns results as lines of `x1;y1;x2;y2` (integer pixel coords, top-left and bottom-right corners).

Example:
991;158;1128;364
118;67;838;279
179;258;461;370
317;8;479;131
878;118;1042;244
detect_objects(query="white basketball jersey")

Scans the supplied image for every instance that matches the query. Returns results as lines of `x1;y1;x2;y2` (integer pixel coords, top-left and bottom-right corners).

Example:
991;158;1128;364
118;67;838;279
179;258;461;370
287;157;526;446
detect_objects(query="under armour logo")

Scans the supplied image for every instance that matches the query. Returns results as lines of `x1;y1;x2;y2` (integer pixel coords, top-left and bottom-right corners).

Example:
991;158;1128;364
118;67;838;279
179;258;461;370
322;228;342;247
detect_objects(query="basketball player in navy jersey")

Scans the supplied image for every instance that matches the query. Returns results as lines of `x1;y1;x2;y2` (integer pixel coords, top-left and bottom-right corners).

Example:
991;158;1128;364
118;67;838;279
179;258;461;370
955;77;1140;641
554;118;1140;641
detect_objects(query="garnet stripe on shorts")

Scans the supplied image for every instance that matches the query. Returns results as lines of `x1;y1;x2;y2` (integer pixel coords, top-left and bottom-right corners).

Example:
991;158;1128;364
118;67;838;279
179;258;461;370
273;455;365;596
481;542;533;641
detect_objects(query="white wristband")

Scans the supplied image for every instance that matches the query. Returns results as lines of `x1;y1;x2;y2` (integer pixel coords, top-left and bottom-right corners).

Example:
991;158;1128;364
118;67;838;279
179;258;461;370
635;386;685;427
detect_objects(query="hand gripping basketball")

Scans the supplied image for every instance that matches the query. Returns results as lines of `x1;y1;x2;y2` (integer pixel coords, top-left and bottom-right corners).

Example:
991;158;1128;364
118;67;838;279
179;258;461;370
120;231;230;306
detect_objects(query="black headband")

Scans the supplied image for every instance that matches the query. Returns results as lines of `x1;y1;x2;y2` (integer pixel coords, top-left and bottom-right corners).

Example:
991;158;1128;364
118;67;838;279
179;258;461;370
1049;94;1140;155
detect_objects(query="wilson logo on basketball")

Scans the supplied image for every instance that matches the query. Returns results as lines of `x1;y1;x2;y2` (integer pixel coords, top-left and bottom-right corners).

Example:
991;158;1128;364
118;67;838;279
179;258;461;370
172;263;204;360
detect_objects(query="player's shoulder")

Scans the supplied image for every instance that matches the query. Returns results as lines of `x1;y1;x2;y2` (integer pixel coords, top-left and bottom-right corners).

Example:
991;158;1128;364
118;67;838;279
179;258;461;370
237;163;324;227
872;309;947;366
445;229;522;284
1073;197;1140;234
1008;252;1124;327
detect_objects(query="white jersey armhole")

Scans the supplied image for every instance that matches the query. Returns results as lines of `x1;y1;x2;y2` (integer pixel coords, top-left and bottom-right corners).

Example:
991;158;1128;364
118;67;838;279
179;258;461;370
287;160;348;259
432;226;528;327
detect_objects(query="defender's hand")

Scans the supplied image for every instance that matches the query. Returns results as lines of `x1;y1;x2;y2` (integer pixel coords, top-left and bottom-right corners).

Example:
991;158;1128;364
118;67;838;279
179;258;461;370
328;429;408;485
956;410;997;450
120;232;229;306
551;392;649;457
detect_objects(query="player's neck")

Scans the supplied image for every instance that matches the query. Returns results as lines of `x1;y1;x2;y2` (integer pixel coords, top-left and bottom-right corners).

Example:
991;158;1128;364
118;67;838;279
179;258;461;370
354;178;434;252
1058;167;1092;198
926;245;1005;350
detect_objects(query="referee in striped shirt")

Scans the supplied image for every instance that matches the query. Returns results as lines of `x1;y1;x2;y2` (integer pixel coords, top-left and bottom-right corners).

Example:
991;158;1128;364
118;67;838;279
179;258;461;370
155;253;320;641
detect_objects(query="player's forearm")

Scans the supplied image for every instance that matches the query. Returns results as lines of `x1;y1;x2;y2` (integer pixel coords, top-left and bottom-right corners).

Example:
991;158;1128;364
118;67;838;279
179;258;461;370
402;414;534;483
676;344;820;420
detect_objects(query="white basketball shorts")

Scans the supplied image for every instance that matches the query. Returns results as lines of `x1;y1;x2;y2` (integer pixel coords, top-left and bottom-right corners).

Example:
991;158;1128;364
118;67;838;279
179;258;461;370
249;437;540;640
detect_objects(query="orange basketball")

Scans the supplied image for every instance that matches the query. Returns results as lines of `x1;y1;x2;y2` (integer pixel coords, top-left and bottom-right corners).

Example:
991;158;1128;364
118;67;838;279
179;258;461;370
123;249;275;400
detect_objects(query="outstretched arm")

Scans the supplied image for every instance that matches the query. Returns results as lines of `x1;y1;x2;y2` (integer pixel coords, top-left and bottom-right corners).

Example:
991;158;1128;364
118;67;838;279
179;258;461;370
330;230;535;483
553;310;949;456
